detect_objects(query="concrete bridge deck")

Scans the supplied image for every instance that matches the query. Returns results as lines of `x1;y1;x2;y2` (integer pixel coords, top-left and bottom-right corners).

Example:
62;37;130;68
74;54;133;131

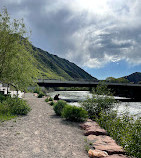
37;80;141;100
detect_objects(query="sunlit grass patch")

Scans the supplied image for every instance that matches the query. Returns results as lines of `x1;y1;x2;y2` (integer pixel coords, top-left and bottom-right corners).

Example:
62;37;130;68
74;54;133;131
0;113;17;122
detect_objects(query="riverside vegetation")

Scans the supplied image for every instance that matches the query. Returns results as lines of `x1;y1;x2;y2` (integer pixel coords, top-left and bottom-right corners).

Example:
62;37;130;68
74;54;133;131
0;93;31;121
53;100;88;122
0;7;37;122
50;83;140;157
81;83;141;158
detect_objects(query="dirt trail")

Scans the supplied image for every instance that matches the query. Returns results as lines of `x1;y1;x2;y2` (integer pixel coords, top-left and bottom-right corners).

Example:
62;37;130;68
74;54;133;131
0;93;88;158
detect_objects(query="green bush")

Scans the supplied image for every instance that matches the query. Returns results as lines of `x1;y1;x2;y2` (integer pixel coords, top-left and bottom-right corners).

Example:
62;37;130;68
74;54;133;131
3;97;31;115
34;86;46;96
49;97;53;101
34;86;41;94
0;93;7;102
0;96;31;122
50;101;54;106
96;111;141;158
61;105;88;122
38;93;44;98
0;102;9;114
81;83;115;119
45;98;49;102
53;100;67;116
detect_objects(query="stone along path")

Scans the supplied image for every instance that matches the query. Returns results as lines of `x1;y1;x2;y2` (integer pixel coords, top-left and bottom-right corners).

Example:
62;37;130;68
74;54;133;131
80;120;130;158
0;93;88;158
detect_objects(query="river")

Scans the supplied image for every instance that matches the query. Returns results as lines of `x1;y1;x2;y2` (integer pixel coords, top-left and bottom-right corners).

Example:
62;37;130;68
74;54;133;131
48;91;141;117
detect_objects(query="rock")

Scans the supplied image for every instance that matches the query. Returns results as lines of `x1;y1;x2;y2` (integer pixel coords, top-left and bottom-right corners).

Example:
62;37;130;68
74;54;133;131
80;121;98;130
33;93;38;97
87;135;125;155
84;126;107;136
80;120;107;136
87;119;93;122
88;149;108;157
80;121;107;136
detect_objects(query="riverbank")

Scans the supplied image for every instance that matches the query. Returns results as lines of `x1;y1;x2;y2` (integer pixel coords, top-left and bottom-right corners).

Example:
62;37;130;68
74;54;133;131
0;93;88;158
48;91;141;117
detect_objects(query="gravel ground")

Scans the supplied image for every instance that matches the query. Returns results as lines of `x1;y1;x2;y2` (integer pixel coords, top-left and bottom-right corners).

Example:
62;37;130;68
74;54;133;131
0;93;88;158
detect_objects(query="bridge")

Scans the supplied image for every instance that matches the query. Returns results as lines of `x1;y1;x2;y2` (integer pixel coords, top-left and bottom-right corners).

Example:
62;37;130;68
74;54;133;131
37;79;141;100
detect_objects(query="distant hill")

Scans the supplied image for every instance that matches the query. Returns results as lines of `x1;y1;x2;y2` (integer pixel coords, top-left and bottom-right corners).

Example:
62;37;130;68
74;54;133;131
31;45;97;81
124;72;141;84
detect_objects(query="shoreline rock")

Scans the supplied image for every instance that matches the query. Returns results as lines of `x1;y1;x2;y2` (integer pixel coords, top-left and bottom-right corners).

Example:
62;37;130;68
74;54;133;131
80;119;130;158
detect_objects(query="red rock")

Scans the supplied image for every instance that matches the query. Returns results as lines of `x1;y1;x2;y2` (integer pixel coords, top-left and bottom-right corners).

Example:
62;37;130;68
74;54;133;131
80;121;107;136
106;155;129;158
84;126;107;136
80;121;97;130
87;119;93;122
87;135;125;155
88;149;108;157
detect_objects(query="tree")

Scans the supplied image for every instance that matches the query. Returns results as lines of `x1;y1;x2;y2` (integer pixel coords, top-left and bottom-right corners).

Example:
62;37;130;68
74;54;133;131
0;7;38;91
81;82;116;119
106;77;129;83
106;77;116;82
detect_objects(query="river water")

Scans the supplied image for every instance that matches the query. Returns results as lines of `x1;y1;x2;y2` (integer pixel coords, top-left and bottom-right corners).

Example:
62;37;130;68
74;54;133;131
48;91;141;117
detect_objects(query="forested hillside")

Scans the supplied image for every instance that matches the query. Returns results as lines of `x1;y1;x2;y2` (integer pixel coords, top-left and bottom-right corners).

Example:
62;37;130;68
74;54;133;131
32;45;97;81
124;72;141;83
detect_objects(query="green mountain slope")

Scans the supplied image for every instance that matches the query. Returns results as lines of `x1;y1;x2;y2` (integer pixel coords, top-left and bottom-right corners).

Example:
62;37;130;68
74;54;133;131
31;45;97;81
124;72;141;84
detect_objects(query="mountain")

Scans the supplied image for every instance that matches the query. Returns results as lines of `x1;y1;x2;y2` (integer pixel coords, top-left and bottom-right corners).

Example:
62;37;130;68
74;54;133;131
123;72;141;84
31;45;97;81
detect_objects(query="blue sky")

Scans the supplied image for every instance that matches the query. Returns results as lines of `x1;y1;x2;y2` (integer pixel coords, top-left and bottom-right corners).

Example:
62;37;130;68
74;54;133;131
83;60;141;80
0;0;141;80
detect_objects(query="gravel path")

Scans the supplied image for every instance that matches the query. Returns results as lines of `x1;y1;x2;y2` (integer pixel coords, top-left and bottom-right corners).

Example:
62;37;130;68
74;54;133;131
0;93;88;158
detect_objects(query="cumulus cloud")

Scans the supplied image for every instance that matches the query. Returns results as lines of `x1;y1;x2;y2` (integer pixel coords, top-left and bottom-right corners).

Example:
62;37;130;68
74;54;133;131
1;0;141;68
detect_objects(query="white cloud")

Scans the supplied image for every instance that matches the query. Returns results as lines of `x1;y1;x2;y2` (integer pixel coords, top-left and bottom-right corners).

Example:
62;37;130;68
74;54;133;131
1;0;141;68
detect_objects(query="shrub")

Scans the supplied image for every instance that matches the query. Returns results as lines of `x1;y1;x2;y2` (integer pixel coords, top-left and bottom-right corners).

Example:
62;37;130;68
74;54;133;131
0;102;9;114
61;105;88;122
50;101;54;106
49;97;53;101
34;86;46;96
34;86;41;94
96;111;141;158
45;98;49;102
0;93;7;102
53;100;67;116
4;97;31;115
81;83;115;119
38;93;44;98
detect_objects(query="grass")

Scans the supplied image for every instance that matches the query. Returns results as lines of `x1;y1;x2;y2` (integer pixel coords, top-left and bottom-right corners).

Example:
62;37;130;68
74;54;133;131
0;113;17;122
84;138;93;153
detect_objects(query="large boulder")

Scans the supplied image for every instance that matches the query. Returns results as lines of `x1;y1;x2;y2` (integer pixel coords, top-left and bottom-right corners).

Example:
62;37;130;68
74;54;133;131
80;120;107;136
80;120;97;130
87;135;125;155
